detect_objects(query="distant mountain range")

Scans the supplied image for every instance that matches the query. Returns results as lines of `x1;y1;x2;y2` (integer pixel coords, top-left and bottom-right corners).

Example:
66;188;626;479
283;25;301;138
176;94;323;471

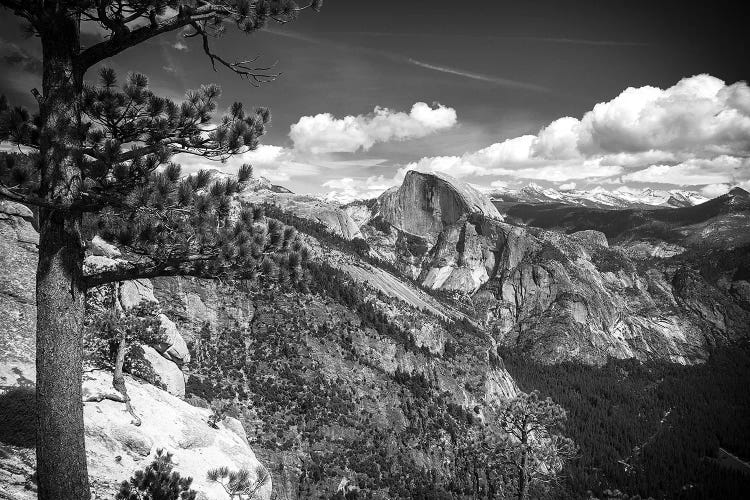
489;183;708;209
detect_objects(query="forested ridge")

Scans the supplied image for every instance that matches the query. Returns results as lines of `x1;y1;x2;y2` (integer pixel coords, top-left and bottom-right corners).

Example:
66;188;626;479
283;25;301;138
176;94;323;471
501;345;750;499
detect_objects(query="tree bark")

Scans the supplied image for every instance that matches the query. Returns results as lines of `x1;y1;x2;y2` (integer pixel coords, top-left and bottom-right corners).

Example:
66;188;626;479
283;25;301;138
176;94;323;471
112;336;141;426
35;10;90;500
36;212;89;500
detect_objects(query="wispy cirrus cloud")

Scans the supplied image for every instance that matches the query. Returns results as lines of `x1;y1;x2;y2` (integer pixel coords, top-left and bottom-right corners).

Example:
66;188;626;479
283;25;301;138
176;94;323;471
265;29;550;93
405;59;551;93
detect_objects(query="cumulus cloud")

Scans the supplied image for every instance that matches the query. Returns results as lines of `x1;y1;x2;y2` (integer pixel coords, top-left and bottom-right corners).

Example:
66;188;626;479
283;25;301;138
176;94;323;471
576;75;750;156
405;74;750;189
289;102;457;154
172;41;189;51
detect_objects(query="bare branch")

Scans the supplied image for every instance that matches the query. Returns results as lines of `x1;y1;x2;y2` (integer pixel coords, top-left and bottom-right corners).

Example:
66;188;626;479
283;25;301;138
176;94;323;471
191;22;279;86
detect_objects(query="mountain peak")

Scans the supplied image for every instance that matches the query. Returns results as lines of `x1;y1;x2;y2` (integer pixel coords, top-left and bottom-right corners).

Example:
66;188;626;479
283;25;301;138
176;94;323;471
378;170;502;239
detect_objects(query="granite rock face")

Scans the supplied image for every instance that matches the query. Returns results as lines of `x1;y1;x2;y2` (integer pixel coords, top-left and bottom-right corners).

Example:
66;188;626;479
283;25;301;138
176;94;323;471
80;369;270;500
129;344;186;398
378;170;502;241
156;313;191;365
240;190;363;240
0;201;36;389
358;173;750;365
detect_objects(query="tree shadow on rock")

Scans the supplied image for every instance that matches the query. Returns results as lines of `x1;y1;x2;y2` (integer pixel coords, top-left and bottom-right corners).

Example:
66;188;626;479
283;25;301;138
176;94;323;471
0;386;36;448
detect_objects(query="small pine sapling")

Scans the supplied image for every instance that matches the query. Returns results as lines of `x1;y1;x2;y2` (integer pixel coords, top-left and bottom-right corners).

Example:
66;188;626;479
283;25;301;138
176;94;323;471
84;303;165;425
207;465;270;499
116;449;197;500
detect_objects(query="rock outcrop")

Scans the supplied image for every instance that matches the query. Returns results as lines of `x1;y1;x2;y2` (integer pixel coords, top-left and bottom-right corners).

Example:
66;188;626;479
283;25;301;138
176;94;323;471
240;191;363;240
82;370;270;500
0;201;36;390
357;173;750;365
0;370;270;500
377;170;502;241
130;344;186;397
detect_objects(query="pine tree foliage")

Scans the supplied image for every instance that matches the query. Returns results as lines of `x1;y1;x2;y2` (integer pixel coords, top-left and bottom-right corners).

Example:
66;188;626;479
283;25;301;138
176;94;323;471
1;67;310;287
116;449;198;500
492;390;577;500
207;465;270;499
83;302;164;366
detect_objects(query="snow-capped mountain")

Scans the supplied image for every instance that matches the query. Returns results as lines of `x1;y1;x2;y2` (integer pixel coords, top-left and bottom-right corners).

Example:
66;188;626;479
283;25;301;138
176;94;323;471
489;183;708;209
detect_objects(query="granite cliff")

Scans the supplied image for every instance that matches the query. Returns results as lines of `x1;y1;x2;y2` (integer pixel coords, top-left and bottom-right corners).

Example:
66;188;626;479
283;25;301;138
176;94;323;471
350;172;750;365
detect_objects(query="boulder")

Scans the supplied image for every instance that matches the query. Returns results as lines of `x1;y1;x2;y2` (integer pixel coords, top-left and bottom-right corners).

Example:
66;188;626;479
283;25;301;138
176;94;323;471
0;201;37;388
82;370;272;500
129;345;185;398
155;314;191;365
119;279;158;311
89;235;121;258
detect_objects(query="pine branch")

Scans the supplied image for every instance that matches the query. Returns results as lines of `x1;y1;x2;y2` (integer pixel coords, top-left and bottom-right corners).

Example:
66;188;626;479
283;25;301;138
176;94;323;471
78;4;220;70
0;182;108;212
190;21;280;86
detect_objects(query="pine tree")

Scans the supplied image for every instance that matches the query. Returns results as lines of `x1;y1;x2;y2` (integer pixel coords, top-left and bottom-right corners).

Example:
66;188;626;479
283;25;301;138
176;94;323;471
207;465;270;499
0;2;321;499
494;390;577;500
83;302;165;425
116;449;197;500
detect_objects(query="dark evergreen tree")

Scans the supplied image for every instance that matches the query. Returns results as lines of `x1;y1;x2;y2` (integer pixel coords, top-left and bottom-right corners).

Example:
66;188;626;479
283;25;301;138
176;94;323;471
0;2;321;498
83;302;165;425
207;465;270;499
494;390;577;500
116;449;197;500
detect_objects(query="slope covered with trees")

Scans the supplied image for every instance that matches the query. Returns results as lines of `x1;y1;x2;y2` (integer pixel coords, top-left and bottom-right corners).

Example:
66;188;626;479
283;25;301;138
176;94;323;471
502;345;750;499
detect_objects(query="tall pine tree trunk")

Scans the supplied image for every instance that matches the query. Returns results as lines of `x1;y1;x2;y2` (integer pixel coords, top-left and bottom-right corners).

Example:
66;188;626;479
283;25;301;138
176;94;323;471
35;10;90;500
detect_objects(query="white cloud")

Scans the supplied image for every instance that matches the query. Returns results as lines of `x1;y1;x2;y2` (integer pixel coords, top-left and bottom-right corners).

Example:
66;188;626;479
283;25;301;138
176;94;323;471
559;182;576;191
401;75;750;189
576;75;750;156
172;41;189;51
289;102;457;154
322;176;397;204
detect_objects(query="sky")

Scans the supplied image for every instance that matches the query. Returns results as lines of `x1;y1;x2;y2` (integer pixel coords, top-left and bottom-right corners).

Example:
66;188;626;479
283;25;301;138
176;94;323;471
1;0;749;202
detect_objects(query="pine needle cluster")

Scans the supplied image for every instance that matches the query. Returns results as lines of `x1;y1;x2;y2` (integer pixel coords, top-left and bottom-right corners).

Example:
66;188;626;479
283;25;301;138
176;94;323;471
116;449;197;500
207;465;270;499
1;67;310;287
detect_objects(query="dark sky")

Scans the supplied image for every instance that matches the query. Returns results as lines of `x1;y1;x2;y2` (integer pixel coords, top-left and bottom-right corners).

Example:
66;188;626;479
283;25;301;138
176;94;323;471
1;0;748;199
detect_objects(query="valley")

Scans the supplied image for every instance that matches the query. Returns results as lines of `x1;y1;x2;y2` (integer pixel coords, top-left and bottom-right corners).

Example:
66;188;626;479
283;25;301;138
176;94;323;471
2;166;749;499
